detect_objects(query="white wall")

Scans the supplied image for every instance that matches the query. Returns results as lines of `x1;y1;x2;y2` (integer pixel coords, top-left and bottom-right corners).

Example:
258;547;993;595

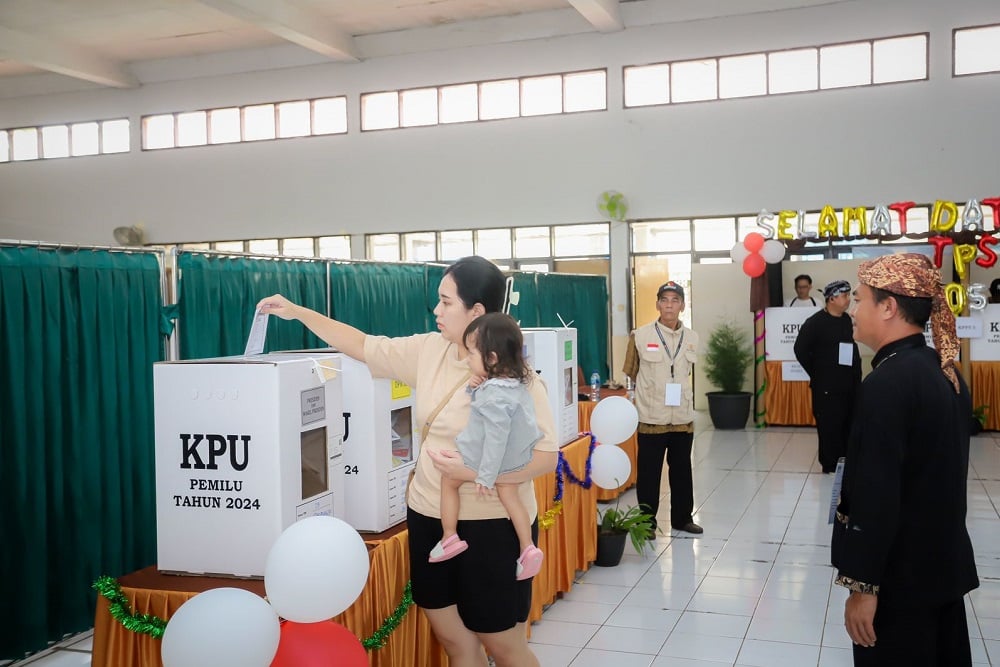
690;254;999;410
1;0;999;247
689;258;869;411
690;261;754;410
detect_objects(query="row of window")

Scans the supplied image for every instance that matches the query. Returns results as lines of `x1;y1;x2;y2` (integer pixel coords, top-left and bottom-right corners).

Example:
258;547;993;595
3;24;999;163
361;70;606;130
178;201;988;267
955;24;1000;75
624;34;926;107
630;206;947;255
367;224;610;263
177;224;612;269
178;210;988;330
367;205;981;264
180;236;352;259
143;97;347;150
0;119;129;162
629;206;998;327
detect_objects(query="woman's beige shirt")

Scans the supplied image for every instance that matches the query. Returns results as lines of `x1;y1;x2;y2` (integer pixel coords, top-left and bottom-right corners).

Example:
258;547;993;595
364;333;558;521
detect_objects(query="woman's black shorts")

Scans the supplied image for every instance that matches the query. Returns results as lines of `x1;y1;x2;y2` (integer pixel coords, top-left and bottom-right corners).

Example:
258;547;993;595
407;507;538;634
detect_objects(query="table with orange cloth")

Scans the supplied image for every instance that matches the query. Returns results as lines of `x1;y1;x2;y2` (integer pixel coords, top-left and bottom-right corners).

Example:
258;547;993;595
92;434;597;667
971;361;1000;431
763;360;816;426
578;399;638;500
765;360;998;430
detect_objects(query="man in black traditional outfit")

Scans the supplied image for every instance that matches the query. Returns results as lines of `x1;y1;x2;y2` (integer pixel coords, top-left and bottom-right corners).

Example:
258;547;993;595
793;279;862;473
832;253;979;666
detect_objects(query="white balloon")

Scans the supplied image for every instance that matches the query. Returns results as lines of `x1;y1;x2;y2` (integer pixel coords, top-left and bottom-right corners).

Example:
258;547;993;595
760;239;786;264
264;516;370;623
730;243;750;264
589;396;638;446
161;588;279;667
590;445;632;490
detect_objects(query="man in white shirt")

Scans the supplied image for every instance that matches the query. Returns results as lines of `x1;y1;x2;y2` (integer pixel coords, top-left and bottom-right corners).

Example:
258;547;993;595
789;274;818;307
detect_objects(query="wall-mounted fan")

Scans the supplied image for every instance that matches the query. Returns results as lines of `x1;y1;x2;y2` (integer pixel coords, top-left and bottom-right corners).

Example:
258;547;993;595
596;190;629;222
112;224;146;246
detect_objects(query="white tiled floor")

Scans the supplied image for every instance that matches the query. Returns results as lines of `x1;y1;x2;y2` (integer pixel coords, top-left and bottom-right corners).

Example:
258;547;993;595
10;420;1000;666
526;422;1000;667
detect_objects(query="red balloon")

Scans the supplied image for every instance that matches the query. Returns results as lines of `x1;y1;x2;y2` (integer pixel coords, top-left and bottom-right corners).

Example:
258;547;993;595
271;621;368;667
743;232;765;252
743;252;766;278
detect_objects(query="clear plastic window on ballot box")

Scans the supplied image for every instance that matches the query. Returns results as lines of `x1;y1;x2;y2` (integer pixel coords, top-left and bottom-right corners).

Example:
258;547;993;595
522;328;579;446
301;426;329;501
390;407;414;467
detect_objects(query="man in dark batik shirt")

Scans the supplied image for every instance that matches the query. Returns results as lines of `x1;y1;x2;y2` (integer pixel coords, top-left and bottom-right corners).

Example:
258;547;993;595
832;253;978;666
793;279;861;473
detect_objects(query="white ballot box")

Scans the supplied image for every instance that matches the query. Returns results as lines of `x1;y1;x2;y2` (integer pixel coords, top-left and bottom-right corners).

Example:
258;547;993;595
153;352;344;577
522;328;579;446
336;354;420;533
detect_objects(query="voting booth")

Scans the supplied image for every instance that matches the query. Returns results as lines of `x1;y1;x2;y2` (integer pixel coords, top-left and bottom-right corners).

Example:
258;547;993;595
153;352;345;577
336;354;420;533
970;304;1000;361
522;327;579;446
764;307;819;381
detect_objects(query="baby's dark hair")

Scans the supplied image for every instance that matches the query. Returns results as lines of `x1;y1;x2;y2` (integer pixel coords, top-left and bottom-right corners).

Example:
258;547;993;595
462;313;532;382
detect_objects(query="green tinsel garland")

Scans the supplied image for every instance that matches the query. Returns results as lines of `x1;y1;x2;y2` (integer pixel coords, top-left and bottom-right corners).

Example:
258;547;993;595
361;580;412;650
92;576;413;650
92;576;168;639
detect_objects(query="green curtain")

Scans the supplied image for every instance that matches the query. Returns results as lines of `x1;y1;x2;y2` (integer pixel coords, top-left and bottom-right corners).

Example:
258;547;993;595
0;248;164;661
329;262;432;337
507;271;541;327
424;264;446;332
176;253;327;358
534;273;610;382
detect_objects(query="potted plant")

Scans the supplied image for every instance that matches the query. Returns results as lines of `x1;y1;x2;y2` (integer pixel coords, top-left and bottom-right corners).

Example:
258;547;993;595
971;404;989;435
595;501;655;567
703;320;753;430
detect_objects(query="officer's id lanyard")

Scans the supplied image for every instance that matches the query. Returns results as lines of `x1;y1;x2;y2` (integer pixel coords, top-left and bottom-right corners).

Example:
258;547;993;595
654;323;684;407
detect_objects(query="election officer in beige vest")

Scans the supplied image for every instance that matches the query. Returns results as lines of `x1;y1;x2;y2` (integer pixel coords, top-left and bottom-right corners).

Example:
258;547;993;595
623;281;702;536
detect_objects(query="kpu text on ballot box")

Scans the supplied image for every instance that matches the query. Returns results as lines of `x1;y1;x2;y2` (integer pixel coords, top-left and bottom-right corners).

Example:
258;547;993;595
337;354;420;533
153;352;345;577
522;327;579;446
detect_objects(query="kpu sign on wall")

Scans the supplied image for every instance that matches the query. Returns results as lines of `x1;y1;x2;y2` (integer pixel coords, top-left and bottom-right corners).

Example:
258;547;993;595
765;307;820;361
970;305;1000;361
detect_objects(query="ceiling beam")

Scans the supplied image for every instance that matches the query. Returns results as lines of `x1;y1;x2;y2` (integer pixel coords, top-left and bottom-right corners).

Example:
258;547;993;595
199;0;360;61
567;0;624;32
0;26;138;88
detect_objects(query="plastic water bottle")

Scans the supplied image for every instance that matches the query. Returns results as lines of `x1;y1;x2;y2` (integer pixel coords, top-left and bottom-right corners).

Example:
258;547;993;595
589;371;601;402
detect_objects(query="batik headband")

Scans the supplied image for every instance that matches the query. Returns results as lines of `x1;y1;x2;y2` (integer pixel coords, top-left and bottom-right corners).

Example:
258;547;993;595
857;253;960;392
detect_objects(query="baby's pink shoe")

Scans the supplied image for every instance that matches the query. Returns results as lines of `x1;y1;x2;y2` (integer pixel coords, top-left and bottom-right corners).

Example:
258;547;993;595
515;545;544;580
428;534;468;563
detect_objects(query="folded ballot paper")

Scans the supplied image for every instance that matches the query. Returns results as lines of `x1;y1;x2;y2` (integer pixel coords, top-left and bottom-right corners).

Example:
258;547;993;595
244;307;269;356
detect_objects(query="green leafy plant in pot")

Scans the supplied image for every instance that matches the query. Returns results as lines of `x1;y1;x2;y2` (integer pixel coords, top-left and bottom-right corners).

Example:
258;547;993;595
703;320;753;430
971;404;989;435
595;497;655;566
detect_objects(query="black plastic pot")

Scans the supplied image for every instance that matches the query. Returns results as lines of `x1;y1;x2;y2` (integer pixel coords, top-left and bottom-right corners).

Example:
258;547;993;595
706;391;752;430
595;530;627;567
